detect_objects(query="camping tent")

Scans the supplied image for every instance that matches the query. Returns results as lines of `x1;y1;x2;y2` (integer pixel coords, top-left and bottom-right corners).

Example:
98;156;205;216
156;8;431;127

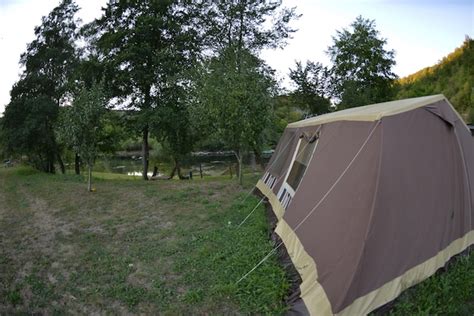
256;94;474;315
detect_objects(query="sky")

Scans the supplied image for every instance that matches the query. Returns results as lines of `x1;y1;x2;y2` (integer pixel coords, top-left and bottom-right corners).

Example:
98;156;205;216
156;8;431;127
0;0;473;115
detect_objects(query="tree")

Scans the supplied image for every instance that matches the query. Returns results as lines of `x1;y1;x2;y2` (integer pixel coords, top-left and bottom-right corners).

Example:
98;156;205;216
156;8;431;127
327;16;397;108
202;1;298;51
0;0;79;172
395;37;473;119
197;47;276;184
269;95;304;143
87;0;202;180
195;0;298;184
289;61;331;115
59;84;106;191
151;70;198;179
1;95;59;172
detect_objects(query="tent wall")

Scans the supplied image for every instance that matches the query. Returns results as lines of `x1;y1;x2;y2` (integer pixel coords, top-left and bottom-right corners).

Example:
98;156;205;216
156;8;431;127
338;105;474;313
282;121;382;313
256;97;474;315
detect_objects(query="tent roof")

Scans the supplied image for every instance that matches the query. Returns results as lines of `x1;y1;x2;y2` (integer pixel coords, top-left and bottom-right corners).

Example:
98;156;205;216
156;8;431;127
288;94;447;128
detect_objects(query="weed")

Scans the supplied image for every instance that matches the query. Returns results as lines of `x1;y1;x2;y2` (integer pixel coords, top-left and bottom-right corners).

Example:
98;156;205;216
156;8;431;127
5;290;22;305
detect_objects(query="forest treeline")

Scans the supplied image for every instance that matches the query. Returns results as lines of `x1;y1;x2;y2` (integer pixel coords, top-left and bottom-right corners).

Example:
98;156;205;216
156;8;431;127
0;0;472;187
395;37;473;121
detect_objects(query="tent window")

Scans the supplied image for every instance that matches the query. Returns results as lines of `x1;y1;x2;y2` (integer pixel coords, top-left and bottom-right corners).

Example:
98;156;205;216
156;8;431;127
270;140;291;173
286;138;317;191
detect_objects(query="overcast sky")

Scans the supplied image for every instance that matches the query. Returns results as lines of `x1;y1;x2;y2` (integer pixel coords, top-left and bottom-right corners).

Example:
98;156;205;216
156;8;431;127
0;0;473;115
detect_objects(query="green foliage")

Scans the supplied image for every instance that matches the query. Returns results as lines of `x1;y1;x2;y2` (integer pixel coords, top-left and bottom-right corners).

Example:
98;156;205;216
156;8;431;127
202;1;299;52
387;253;474;315
0;0;79;172
289;61;331;115
17;0;79;103
1;96;58;171
396;37;473;119
267;95;304;146
5;289;22;306
327;16;397;108
151;68;198;166
196;47;276;157
191;1;298;183
87;0;205;178
97;110;129;155
89;1;200;108
59;84;106;167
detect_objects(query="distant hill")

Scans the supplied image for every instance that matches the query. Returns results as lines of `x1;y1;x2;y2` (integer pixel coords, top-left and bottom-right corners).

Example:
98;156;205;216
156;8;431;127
395;37;473;122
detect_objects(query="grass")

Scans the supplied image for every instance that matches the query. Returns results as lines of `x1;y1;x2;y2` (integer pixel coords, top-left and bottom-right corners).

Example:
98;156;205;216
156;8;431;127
386;252;474;315
0;165;473;314
0;166;288;314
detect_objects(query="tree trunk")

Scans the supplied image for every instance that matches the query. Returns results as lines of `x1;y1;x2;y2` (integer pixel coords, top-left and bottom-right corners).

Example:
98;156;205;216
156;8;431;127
253;147;265;170
253;148;265;170
57;152;65;174
238;159;243;185
47;152;55;174
168;158;186;180
235;150;243;185
176;159;184;179
168;165;177;179
75;153;80;175
87;164;92;192
199;163;203;179
249;151;257;172
142;125;149;180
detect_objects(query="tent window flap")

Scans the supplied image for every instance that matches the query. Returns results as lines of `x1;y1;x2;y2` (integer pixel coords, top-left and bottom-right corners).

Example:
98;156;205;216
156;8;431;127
286;139;317;191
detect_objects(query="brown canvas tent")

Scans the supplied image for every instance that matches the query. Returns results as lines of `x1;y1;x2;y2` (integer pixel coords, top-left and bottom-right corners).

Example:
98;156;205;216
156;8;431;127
256;94;474;315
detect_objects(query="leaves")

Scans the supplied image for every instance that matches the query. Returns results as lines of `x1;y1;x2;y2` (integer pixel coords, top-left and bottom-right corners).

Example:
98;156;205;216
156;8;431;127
0;0;79;172
289;61;331;115
196;47;276;153
327;16;397;108
59;84;106;166
396;37;474;119
201;1;299;53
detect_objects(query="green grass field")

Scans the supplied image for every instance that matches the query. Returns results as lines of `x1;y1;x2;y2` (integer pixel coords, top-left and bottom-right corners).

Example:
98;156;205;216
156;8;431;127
0;166;473;314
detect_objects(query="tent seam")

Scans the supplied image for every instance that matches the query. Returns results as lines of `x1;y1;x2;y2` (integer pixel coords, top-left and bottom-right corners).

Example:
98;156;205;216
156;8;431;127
443;97;471;133
453;128;473;230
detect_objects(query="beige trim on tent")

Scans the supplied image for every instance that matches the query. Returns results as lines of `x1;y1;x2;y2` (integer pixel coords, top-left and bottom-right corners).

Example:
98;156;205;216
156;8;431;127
288;95;453;128
258;179;474;316
337;230;474;315
257;179;333;315
276;218;333;315
256;179;285;220
258;94;473;314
